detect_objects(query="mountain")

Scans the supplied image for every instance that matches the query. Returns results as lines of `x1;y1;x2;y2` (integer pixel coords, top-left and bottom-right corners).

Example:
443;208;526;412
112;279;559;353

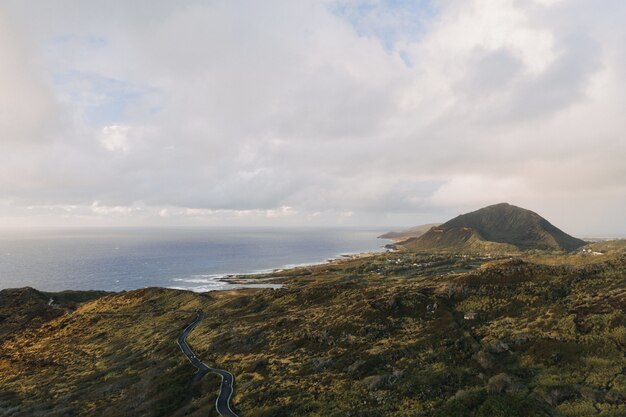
378;223;441;241
398;203;586;252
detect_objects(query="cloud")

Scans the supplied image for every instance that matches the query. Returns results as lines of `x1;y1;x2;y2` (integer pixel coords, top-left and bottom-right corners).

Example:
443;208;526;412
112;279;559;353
428;176;530;208
0;0;624;234
90;201;140;215
100;125;130;153
0;13;59;145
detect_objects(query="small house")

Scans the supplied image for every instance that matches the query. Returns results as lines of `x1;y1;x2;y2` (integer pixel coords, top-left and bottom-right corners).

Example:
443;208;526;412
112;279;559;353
464;311;478;320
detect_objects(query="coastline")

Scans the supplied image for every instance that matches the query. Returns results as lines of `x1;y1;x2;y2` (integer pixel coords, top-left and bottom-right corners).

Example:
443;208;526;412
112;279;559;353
169;250;385;292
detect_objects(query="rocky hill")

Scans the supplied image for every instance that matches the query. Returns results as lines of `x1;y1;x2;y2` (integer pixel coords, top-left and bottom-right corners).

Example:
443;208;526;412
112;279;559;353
399;203;586;253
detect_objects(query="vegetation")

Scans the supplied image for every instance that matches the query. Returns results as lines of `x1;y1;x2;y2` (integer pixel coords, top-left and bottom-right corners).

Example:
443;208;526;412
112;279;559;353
0;287;107;340
0;241;625;416
399;203;586;252
0;288;219;416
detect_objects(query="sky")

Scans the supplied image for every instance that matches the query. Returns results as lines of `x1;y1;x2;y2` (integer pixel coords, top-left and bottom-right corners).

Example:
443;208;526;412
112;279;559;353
0;0;624;235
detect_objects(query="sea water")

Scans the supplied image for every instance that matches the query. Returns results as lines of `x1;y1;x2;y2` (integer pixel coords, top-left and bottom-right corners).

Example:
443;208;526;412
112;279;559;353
0;228;386;292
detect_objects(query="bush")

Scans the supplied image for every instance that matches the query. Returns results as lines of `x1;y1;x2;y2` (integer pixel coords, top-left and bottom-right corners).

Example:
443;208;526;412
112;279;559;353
435;399;472;417
476;394;545;417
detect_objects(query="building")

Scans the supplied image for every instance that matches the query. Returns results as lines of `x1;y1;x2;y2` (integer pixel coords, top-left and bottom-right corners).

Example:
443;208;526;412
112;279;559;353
464;311;478;320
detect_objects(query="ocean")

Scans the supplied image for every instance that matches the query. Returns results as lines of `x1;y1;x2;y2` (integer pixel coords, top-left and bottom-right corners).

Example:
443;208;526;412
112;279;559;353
0;228;387;292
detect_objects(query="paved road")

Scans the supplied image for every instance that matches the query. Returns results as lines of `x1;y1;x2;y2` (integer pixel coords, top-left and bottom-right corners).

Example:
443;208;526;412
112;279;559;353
178;312;239;417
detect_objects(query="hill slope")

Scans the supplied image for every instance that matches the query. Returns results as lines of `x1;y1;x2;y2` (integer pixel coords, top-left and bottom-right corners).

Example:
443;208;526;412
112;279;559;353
400;203;585;252
0;252;625;416
0;287;107;340
399;226;518;253
379;223;441;241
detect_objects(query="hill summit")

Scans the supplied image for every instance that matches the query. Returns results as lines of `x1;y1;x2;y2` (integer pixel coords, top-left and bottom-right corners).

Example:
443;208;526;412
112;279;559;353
398;203;586;252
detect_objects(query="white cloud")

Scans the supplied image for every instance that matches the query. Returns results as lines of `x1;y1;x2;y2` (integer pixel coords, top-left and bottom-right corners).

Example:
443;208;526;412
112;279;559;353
428;176;530;208
419;0;557;74
90;201;141;215
0;0;624;234
533;0;565;6
0;12;59;144
266;206;297;218
100;125;130;153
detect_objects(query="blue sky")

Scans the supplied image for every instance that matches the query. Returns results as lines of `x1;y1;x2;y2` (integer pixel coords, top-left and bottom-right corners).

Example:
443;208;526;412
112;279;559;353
331;0;437;50
46;34;157;127
51;70;153;126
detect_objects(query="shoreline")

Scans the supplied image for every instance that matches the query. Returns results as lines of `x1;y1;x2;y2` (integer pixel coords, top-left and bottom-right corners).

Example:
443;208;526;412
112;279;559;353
169;251;385;292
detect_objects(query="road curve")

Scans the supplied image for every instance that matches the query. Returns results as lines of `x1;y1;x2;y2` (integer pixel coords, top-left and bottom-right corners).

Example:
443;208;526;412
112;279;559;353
177;312;239;417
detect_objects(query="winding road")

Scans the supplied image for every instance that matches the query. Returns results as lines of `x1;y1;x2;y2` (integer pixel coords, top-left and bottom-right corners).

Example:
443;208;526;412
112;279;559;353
178;312;239;417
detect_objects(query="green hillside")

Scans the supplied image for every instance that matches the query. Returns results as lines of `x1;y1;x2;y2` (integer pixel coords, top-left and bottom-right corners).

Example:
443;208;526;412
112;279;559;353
399;203;586;253
399;227;517;253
